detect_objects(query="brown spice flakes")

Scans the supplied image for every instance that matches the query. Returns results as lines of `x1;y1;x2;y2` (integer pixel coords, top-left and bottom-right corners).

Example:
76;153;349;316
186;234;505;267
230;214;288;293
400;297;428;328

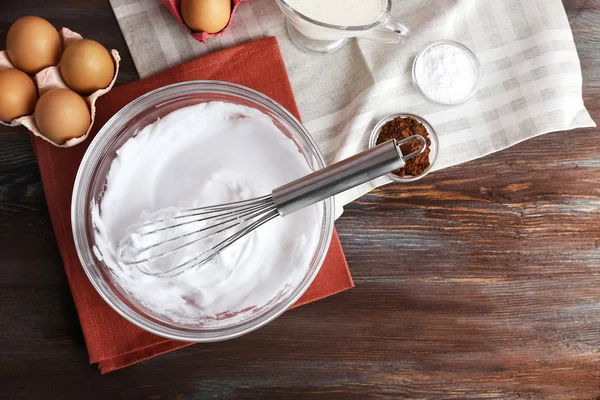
375;116;431;177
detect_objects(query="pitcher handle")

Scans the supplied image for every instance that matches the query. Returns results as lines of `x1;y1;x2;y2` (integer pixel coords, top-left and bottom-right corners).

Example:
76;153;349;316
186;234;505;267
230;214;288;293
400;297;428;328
362;14;410;44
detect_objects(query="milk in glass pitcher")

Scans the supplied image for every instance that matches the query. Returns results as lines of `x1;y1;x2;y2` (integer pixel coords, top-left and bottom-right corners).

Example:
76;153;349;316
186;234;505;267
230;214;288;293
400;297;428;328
277;0;410;53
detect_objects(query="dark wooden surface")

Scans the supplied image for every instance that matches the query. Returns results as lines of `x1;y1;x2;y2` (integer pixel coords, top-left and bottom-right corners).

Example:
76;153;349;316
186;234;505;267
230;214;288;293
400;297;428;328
1;0;599;398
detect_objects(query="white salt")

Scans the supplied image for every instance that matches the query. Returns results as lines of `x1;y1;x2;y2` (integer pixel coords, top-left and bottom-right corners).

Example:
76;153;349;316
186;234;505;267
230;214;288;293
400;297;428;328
414;42;479;105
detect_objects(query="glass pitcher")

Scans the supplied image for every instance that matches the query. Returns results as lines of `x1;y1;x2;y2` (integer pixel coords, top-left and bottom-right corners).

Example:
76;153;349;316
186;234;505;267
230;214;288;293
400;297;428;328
276;0;410;53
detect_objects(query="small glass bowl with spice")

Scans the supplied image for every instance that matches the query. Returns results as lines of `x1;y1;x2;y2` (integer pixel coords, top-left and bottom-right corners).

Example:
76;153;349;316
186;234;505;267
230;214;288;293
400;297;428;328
412;40;481;107
369;113;439;182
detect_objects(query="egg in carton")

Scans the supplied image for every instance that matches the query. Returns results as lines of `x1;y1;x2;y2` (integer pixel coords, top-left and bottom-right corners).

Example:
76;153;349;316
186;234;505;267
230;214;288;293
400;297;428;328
161;0;250;43
0;27;120;148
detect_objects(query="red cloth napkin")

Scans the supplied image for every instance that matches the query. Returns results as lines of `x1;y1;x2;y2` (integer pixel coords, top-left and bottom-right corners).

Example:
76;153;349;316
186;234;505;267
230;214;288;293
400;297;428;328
31;37;353;373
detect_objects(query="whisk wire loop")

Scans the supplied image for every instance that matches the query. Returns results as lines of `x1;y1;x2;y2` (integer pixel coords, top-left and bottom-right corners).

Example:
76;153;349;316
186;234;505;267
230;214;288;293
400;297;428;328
137;208;280;277
129;202;276;262
120;196;277;268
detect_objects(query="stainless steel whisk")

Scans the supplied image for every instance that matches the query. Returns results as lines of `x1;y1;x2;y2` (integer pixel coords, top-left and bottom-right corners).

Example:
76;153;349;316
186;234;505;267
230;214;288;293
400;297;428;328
118;137;427;277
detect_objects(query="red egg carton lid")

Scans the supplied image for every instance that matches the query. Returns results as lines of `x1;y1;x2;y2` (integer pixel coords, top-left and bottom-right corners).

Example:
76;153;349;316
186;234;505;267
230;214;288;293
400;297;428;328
161;0;251;43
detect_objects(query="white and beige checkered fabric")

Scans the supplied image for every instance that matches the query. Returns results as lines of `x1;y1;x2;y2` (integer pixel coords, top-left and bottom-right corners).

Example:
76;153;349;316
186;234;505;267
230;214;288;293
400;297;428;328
109;0;595;213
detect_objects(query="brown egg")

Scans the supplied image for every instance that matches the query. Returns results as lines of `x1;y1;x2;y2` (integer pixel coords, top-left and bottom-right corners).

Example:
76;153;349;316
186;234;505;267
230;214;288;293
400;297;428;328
59;39;115;95
6;16;62;75
181;0;231;34
34;89;91;144
0;69;38;122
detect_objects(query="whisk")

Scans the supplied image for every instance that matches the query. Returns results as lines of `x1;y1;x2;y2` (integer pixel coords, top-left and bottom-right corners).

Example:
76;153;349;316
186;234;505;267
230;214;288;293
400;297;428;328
118;136;427;277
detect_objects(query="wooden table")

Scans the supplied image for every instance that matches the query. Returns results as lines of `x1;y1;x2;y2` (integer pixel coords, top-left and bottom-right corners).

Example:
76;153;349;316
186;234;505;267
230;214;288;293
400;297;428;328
1;1;598;398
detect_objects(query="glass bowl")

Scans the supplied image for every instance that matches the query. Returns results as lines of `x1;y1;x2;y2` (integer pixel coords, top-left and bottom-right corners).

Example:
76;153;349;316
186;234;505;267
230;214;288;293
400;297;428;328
71;81;335;342
412;40;481;107
369;113;439;183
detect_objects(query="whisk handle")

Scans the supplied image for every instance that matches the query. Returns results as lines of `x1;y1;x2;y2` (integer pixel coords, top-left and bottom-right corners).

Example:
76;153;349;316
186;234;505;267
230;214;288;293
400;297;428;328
272;138;422;216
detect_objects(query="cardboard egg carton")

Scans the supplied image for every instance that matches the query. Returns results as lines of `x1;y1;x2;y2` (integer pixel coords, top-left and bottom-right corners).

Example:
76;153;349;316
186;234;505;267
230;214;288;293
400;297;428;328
0;28;120;147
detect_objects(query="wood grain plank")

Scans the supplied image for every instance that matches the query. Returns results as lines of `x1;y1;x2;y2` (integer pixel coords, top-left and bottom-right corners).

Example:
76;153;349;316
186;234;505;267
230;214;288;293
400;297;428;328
0;0;599;399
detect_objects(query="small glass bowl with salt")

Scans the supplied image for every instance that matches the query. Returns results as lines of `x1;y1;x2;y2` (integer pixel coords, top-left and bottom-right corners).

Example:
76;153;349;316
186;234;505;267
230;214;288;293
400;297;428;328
412;40;481;107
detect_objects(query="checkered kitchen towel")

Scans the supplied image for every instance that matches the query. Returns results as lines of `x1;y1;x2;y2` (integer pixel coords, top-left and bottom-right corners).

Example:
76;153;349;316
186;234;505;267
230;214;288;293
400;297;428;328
109;0;595;211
